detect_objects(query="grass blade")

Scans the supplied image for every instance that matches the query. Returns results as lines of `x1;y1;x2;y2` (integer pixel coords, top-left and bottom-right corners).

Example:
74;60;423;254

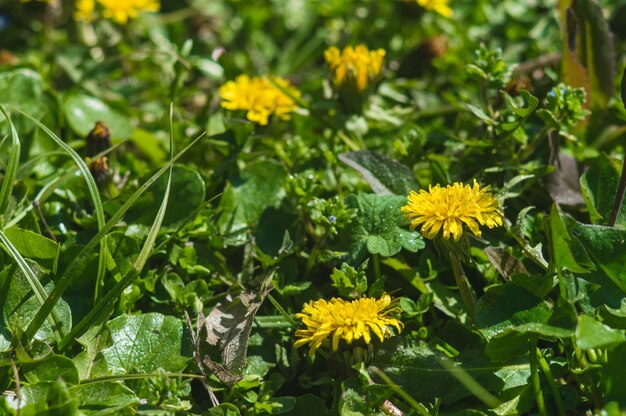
24;129;206;344
59;103;176;350
9;106;109;305
0;106;21;225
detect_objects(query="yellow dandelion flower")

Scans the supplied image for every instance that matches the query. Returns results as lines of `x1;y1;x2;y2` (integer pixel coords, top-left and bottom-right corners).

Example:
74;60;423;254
97;0;159;24
416;0;453;17
401;180;503;241
219;75;301;126
324;45;385;92
294;294;403;356
74;0;95;22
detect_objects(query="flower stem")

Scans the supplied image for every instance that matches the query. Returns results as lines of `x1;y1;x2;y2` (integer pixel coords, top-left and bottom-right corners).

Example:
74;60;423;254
536;348;566;416
608;154;626;227
448;250;477;321
373;253;382;281
530;336;548;416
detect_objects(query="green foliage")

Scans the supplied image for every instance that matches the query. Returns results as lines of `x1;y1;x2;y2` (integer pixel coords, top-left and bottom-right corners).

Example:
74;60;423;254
1;0;626;414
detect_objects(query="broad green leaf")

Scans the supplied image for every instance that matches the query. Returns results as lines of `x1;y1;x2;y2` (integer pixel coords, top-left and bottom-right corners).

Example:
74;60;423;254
73;383;139;415
342;193;424;264
0;69;47;134
477;285;576;361
64;94;133;139
580;154;623;225
0;261;72;344
338;151;420;196
129;165;206;227
4;227;60;273
370;338;531;405
549;205;590;274
559;0;615;111
22;354;79;385
286;394;329;416
73;324;111;380
575;315;626;349
101;313;190;375
218;160;287;244
569;222;626;292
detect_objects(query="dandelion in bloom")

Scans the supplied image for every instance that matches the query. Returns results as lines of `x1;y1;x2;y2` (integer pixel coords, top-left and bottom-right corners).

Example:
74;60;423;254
75;0;159;24
294;294;402;356
416;0;453;18
324;45;385;92
219;75;301;125
402;180;503;241
74;0;95;22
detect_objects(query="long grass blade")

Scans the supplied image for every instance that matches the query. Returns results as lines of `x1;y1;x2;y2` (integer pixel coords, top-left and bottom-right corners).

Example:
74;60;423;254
9;106;109;305
0;106;21;225
24;129;206;344
59;103;176;350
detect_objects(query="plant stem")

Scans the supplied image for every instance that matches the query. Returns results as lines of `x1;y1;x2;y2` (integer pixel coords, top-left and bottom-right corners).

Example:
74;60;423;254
373;253;381;281
448;250;477;321
536;348;566;416
530;336;548;416
608;155;626;226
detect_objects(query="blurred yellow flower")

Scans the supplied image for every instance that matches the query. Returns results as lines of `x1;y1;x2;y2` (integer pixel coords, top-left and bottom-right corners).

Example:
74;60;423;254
402;180;503;241
74;0;95;22
75;0;159;24
294;294;402;356
416;0;453;17
324;45;385;92
219;75;301;125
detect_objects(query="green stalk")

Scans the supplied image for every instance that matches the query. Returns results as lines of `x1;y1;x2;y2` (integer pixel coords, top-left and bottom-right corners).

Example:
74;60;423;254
448;250;476;320
536;348;566;416
530;336;547;416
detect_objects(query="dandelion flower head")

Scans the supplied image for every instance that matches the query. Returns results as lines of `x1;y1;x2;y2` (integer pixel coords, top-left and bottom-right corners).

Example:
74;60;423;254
75;0;159;24
324;45;385;92
219;75;301;125
416;0;453;17
294;294;403;356
401;180;503;241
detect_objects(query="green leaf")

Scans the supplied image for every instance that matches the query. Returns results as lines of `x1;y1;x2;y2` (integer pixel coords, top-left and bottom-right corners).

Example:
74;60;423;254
73;382;139;415
370;338;531;405
569;222;626;292
477;285;576;361
601;343;626;406
286;394;329;416
0;261;72;344
4;227;60;273
549;205;590;274
22;354;80;385
101;313;190;375
0;69;47;134
575;315;626;349
580;154;623;225
207;403;242;416
64;94;133;139
130;165;206;227
342;194;424;264
218;160;287;244
338;151;420;196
